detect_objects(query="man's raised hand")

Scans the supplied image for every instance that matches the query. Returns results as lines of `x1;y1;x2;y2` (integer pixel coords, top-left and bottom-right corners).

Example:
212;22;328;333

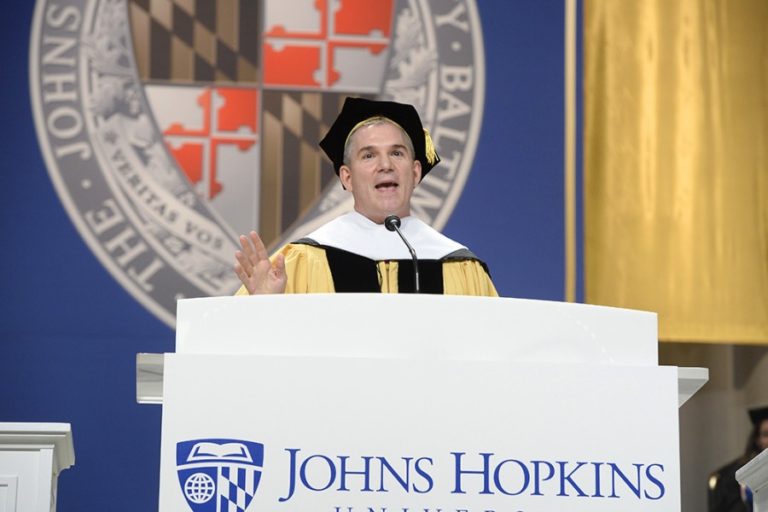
234;231;287;294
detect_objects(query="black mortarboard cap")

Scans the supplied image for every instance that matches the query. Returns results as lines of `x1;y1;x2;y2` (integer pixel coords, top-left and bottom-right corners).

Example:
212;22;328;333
749;405;768;427
319;97;440;179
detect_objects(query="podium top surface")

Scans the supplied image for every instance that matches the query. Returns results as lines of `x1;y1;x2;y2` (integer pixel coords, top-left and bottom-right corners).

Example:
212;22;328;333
176;295;658;366
736;448;768;492
0;422;75;472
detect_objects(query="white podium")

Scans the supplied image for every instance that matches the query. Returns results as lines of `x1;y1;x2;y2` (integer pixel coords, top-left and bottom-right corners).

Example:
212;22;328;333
737;448;768;512
0;423;74;512
139;295;708;512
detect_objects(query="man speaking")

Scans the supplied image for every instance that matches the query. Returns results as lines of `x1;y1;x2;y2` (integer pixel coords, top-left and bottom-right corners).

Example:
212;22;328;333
234;97;496;296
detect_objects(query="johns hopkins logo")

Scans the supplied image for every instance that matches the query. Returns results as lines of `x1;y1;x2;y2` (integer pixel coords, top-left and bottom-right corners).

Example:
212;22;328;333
177;439;264;512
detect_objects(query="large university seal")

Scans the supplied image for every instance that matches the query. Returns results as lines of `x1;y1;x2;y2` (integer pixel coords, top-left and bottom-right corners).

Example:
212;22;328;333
30;0;486;326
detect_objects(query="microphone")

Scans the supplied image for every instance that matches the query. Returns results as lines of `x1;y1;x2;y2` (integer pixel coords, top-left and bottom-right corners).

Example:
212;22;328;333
384;215;420;293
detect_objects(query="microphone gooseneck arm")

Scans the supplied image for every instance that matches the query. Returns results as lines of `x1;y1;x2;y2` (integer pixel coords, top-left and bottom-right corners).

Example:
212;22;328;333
384;215;420;294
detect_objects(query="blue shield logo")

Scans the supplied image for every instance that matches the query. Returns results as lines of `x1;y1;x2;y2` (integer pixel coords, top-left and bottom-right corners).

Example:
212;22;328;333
177;439;264;512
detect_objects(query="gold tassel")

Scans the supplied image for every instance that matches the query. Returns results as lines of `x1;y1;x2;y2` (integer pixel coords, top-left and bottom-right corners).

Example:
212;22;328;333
424;128;437;165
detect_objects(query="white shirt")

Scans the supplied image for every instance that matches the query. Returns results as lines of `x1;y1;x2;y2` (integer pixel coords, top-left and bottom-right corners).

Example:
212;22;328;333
306;211;466;260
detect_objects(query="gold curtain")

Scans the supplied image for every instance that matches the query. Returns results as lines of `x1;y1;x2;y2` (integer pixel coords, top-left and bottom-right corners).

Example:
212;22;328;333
584;0;768;343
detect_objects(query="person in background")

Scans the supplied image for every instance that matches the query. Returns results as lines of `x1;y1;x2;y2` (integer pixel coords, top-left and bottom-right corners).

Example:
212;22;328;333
709;405;768;512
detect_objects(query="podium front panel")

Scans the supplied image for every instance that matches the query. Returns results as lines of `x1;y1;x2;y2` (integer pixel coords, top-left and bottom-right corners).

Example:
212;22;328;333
159;354;680;511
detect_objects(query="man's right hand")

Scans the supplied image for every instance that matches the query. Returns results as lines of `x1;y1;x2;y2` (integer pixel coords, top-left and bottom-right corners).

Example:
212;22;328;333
234;231;287;294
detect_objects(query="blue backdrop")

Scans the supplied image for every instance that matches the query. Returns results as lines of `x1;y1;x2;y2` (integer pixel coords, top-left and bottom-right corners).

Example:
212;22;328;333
0;1;570;510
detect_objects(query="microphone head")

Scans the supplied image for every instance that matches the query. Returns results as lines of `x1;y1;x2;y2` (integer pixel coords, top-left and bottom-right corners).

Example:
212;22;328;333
384;215;401;231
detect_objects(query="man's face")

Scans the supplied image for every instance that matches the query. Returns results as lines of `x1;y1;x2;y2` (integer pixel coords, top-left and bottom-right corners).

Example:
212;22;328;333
339;121;422;224
759;419;768;451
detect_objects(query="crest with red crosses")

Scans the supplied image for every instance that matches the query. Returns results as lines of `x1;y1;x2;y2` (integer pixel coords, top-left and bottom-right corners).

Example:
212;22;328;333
30;0;485;326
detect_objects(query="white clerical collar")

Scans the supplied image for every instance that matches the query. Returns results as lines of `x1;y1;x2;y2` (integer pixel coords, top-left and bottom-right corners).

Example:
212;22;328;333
305;211;465;260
